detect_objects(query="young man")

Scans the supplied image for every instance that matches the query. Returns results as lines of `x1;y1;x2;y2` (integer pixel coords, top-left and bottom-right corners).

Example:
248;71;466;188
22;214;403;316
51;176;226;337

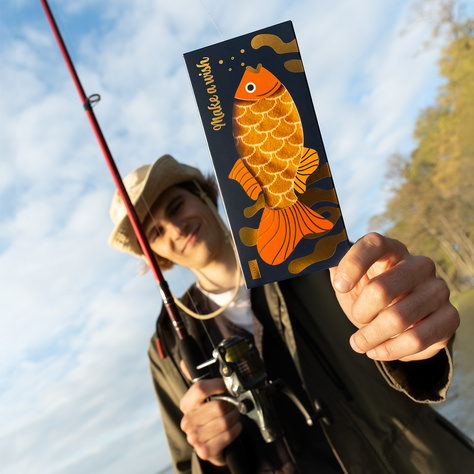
108;155;473;473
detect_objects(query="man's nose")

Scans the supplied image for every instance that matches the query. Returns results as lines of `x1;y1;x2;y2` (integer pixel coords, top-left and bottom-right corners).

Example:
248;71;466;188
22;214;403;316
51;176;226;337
164;219;187;239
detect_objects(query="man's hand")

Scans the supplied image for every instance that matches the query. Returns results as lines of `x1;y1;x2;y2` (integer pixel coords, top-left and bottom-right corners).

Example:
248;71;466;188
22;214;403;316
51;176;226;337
179;360;242;466
330;233;459;362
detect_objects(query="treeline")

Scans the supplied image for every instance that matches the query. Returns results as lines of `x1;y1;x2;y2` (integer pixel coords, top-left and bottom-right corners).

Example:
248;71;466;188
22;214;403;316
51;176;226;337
371;2;474;294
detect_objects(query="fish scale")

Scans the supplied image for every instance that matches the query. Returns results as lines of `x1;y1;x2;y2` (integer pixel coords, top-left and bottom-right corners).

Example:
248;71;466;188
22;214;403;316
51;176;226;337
233;86;303;209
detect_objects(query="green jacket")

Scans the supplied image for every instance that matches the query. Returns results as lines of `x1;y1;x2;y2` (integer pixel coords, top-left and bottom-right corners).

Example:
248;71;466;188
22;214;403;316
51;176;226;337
148;271;474;473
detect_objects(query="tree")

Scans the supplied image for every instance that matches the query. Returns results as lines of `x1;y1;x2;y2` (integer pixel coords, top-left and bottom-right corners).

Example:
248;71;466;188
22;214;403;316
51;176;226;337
371;1;474;293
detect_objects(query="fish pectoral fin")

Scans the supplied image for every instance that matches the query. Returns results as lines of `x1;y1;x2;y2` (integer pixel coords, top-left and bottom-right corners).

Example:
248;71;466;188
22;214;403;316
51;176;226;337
257;200;334;265
229;159;262;200
294;147;320;194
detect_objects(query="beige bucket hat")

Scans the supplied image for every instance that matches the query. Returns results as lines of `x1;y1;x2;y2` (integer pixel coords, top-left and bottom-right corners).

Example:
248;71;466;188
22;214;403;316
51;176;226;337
108;154;206;257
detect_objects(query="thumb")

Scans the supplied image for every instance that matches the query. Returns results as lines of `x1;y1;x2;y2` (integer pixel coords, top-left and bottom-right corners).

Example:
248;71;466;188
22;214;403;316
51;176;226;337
180;359;193;381
330;266;352;293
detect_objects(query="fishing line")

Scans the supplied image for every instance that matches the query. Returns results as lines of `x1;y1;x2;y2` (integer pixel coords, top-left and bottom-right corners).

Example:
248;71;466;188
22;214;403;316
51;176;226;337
48;0;81;78
198;0;224;40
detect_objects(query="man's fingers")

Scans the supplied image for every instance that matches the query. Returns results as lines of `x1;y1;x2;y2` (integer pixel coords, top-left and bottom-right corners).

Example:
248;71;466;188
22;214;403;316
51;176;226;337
350;256;443;327
350;276;449;352
354;302;459;361
184;404;241;448
179;377;227;413
350;257;423;325
178;359;242;466
332;233;407;293
192;416;243;464
180;395;242;465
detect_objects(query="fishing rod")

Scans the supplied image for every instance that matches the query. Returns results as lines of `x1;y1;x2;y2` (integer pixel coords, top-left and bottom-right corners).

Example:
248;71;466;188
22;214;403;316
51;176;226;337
39;1;249;472
39;0;202;369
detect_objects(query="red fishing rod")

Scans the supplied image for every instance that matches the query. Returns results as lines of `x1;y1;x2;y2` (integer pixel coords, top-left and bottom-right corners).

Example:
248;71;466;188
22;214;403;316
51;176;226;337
38;0;187;337
39;1;249;472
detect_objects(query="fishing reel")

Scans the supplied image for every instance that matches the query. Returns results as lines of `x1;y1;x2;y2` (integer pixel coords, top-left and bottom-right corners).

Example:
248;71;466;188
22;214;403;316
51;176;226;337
197;336;314;443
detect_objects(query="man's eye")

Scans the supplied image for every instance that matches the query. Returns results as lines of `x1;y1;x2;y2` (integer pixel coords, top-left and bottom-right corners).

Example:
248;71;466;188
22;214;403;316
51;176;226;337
150;226;164;241
170;201;182;216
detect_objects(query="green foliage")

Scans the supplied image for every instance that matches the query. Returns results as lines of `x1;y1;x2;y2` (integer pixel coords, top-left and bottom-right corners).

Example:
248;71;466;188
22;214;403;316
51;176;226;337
371;4;474;293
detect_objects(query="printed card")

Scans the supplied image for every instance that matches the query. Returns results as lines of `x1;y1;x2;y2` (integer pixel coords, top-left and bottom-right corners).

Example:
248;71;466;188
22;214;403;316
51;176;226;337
184;21;350;288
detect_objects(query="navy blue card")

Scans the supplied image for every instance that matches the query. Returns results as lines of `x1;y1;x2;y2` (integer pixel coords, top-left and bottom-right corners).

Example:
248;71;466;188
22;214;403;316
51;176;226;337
184;21;349;288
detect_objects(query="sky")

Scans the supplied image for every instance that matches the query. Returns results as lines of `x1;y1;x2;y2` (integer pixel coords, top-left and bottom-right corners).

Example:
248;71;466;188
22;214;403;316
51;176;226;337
1;1;472;473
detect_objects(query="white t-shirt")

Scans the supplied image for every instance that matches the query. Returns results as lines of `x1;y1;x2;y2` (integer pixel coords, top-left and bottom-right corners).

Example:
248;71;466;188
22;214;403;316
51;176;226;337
197;283;255;335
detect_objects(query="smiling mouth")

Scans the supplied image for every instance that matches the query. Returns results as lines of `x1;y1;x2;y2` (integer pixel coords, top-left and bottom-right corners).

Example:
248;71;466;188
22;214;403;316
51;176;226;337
182;224;200;253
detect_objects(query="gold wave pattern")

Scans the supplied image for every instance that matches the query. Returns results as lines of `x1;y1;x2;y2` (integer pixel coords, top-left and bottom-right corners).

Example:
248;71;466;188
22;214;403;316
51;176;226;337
251;34;299;55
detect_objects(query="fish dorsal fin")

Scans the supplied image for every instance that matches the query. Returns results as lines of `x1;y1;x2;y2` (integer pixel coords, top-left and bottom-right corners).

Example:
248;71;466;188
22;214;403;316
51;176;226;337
294;147;320;194
229;159;262;200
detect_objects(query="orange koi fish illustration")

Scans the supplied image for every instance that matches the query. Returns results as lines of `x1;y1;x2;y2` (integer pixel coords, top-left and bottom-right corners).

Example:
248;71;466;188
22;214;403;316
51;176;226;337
230;64;334;265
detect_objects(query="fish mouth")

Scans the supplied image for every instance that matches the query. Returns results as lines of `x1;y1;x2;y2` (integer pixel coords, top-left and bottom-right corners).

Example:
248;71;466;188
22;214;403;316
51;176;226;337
257;81;280;97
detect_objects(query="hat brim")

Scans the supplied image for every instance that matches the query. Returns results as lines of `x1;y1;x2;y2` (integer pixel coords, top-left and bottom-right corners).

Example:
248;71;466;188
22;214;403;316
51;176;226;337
108;155;205;257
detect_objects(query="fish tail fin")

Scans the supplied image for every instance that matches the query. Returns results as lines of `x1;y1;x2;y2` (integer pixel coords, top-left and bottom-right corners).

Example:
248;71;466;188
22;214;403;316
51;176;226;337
229;159;262;200
257;199;334;265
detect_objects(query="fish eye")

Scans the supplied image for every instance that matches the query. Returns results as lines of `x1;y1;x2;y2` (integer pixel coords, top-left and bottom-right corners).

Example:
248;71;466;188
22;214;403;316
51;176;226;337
245;82;256;93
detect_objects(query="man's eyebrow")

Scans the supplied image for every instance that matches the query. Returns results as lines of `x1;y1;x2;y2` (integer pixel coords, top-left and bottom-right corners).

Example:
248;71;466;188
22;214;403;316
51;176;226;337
165;194;183;215
145;192;184;240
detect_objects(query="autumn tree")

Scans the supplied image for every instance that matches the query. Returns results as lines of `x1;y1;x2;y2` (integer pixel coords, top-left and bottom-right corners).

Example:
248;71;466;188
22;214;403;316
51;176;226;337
371;1;474;293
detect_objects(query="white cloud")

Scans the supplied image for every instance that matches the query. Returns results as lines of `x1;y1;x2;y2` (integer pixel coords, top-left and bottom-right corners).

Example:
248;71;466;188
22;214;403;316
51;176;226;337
1;1;470;473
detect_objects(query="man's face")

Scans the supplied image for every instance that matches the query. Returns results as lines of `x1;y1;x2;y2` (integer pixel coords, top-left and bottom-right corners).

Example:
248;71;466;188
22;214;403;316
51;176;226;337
143;185;223;270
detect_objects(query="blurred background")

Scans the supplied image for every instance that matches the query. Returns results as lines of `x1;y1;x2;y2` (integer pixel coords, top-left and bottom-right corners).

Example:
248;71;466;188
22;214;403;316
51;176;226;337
1;0;472;473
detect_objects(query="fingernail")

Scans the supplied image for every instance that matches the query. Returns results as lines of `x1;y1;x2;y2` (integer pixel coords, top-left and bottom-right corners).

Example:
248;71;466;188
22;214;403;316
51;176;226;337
350;335;364;354
334;274;351;293
366;349;377;359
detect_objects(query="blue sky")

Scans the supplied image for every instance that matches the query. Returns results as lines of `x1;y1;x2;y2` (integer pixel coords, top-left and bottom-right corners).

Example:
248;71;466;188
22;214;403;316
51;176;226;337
1;1;471;473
